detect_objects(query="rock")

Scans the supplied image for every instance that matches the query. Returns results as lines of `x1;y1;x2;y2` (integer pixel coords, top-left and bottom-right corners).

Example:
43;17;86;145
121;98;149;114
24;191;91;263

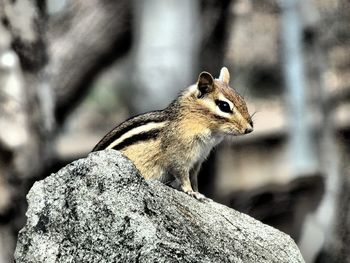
15;150;305;263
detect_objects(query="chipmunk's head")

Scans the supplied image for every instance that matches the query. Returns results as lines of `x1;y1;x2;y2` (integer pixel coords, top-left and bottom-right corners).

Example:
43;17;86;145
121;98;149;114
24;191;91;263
188;67;253;136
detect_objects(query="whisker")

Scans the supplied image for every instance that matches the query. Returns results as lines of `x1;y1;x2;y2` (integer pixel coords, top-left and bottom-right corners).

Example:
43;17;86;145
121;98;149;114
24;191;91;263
251;110;260;118
250;110;260;122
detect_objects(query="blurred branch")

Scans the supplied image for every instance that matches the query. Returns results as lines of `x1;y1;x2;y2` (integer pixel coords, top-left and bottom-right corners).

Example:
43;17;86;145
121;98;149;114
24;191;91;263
199;0;233;73
0;0;50;177
280;0;317;175
48;0;132;123
327;87;350;110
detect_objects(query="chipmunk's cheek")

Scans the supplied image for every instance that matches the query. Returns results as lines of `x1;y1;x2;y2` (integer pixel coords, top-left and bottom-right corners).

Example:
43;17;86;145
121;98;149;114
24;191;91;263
230;123;246;135
220;124;233;134
220;123;240;136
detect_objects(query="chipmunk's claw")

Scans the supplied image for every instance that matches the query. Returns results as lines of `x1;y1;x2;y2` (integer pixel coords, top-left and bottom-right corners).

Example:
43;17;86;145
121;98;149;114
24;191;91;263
186;190;212;202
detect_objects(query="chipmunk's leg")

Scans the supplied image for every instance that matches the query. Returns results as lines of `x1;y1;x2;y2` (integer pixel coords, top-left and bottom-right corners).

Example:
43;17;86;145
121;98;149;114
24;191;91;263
190;163;211;201
171;165;207;201
190;162;201;192
172;167;192;193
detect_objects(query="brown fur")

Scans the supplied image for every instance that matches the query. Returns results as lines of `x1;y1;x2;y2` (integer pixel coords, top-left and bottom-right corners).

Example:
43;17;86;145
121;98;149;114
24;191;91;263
92;67;253;199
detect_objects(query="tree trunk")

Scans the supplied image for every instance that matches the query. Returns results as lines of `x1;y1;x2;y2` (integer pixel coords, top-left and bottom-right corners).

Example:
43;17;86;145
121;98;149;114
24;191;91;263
0;0;51;262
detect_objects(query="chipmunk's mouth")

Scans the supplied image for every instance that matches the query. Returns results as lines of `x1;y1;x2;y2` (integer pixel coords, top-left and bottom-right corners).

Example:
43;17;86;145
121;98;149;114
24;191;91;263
223;129;241;136
226;127;252;136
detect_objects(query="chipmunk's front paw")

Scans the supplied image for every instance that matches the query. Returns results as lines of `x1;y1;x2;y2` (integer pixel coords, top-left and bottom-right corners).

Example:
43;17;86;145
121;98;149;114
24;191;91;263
186;190;211;202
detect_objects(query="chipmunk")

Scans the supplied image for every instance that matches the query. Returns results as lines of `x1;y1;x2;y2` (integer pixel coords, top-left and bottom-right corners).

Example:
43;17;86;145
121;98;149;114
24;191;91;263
92;67;253;200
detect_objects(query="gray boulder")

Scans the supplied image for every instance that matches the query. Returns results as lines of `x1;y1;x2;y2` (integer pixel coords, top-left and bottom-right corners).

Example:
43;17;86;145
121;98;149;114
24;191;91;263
15;150;305;263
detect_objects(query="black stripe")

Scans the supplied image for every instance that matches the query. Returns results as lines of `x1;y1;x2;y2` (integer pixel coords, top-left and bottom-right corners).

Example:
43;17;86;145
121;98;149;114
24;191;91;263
112;129;162;151
213;114;227;121
92;111;167;151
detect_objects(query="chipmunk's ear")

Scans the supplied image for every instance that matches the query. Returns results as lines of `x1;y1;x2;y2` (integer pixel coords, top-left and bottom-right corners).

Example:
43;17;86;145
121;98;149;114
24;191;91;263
197;71;214;97
219;67;230;84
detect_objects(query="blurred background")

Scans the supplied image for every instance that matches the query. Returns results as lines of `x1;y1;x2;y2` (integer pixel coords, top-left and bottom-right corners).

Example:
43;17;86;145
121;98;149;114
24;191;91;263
0;0;349;262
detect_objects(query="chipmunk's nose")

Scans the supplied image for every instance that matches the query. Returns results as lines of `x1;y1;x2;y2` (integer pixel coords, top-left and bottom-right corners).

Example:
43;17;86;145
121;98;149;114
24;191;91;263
244;127;253;134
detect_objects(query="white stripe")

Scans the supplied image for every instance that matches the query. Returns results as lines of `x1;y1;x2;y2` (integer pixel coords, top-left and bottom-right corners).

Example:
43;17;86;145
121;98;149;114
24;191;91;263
107;121;167;149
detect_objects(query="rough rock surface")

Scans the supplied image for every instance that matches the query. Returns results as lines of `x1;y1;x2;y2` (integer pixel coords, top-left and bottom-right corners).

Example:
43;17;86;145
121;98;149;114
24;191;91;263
15;150;305;263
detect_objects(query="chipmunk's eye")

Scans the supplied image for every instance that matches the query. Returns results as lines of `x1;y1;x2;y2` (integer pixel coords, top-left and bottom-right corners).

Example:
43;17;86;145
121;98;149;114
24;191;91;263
215;100;232;113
